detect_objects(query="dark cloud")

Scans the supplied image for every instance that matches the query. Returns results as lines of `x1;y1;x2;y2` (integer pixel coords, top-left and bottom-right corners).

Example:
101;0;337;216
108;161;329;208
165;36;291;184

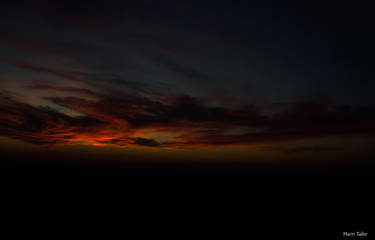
3;60;156;95
0;34;66;55
0;92;104;145
130;137;161;147
154;55;211;81
3;60;82;81
1;0;374;155
28;84;98;96
1;87;375;152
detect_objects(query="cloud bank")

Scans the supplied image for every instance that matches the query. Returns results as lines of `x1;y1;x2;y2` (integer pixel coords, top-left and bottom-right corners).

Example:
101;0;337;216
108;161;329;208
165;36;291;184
1;85;374;152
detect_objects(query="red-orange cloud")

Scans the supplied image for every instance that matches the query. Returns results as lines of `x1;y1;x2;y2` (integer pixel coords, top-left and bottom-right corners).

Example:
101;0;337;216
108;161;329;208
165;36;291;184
1;86;375;153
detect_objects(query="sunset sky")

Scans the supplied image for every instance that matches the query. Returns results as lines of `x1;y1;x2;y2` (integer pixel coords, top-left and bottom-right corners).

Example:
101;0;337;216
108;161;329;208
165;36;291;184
1;0;374;164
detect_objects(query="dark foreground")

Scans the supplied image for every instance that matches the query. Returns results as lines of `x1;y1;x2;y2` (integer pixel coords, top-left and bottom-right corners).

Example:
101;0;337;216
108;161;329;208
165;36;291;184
1;153;373;238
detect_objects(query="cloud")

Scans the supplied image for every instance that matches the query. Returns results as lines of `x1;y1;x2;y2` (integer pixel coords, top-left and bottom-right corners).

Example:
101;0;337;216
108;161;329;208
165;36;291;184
153;54;211;82
28;84;98;96
130;137;161;147
0;92;104;145
3;60;157;95
0;34;66;55
3;60;82;81
1;86;375;152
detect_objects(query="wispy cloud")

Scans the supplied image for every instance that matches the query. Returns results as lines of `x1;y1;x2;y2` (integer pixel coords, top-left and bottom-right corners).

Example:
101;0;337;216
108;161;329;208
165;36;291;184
1;87;374;153
1;1;374;155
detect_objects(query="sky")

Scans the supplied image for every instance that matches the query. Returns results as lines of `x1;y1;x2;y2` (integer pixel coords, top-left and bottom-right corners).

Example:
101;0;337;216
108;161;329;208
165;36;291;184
1;0;374;164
